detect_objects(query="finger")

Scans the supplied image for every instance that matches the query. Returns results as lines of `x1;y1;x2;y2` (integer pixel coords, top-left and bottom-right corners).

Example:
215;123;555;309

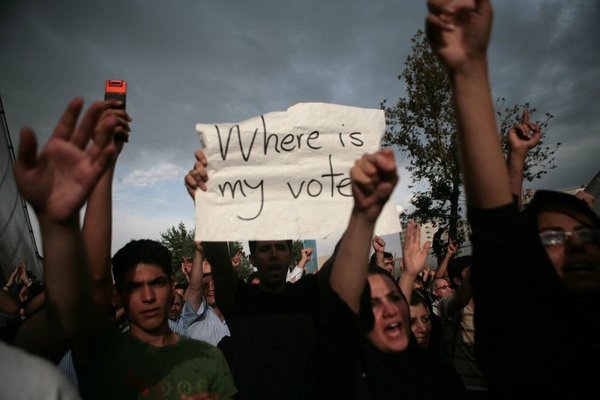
195;150;207;166
88;115;118;161
406;220;416;244
415;223;422;247
87;145;117;187
187;169;208;191
425;13;455;36
16;128;39;171
422;240;432;255
73;101;106;149
52;98;84;141
521;108;530;124
351;166;376;192
375;151;398;191
356;154;379;178
427;0;458;14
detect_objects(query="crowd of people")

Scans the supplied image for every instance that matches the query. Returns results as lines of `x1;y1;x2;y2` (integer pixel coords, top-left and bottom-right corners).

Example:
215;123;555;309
1;0;599;399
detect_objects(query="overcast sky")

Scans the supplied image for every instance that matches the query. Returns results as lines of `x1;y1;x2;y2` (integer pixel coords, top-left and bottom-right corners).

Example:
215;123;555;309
2;0;598;258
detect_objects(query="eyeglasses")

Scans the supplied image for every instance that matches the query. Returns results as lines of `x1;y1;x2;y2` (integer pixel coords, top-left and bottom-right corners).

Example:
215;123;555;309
435;285;452;291
539;228;600;247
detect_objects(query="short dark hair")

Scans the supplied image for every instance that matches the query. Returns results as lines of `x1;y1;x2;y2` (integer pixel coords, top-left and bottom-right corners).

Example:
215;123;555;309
248;240;293;256
525;190;600;229
368;251;394;266
410;290;429;308
447;256;472;288
112;239;172;292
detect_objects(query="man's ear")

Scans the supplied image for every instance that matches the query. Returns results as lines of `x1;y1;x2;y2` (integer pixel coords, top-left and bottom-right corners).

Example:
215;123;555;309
452;276;461;287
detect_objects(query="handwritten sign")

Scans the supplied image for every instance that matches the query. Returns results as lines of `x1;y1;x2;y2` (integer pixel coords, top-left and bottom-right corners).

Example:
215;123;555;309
195;103;401;241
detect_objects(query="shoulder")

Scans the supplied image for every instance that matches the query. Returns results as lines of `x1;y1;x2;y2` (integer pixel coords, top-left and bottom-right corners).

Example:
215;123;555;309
0;341;81;400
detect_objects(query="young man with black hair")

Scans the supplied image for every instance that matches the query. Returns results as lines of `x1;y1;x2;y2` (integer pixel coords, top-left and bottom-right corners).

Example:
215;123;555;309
12;98;229;399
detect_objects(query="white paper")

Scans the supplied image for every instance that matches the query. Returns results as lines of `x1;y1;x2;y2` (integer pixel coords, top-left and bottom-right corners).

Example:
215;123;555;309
195;102;401;241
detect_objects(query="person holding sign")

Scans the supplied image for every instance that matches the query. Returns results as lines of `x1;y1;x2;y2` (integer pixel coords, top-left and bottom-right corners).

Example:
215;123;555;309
186;151;322;400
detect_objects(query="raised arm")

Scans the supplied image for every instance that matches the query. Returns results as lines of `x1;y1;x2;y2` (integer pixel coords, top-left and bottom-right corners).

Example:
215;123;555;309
184;150;238;314
434;240;456;278
427;0;511;209
288;247;312;283
330;149;398;313
507;109;541;206
81;103;130;329
371;236;386;269
14;98;116;356
183;242;205;312
398;221;431;301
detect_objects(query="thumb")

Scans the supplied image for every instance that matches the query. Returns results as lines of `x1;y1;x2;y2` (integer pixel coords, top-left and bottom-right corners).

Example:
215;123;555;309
17;128;38;170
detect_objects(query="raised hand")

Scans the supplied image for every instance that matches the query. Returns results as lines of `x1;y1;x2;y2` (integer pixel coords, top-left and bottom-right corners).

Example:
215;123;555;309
15;98;116;223
402;220;432;277
508;108;541;154
446;240;457;258
301;248;313;261
372;236;386;253
185;150;208;199
94;100;132;155
230;249;243;269
181;256;193;282
425;0;493;72
350;149;398;222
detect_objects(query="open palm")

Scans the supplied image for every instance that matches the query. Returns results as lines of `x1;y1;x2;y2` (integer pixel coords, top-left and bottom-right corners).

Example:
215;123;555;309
15;98;116;223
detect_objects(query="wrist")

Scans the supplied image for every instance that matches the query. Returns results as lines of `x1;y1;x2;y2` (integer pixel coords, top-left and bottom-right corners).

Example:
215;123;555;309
38;213;80;230
450;58;489;82
509;148;528;158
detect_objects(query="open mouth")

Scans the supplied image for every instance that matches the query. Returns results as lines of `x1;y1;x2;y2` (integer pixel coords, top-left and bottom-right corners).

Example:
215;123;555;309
384;322;404;338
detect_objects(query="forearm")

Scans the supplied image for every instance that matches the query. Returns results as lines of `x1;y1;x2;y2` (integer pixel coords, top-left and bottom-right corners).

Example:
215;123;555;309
39;216;93;338
330;210;375;313
184;246;204;312
435;254;451;278
507;149;527;206
447;279;472;316
23;292;45;317
451;61;512;209
374;251;385;268
204;242;237;315
0;288;19;316
82;164;116;316
398;272;417;303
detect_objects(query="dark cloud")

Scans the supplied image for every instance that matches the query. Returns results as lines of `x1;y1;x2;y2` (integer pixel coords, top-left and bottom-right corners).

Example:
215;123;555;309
2;0;598;206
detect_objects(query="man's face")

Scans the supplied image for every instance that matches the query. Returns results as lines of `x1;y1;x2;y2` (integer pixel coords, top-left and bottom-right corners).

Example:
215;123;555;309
383;257;395;274
367;274;410;353
121;263;173;335
202;274;216;306
538;211;600;292
250;241;291;290
168;293;183;321
432;278;453;299
409;303;432;348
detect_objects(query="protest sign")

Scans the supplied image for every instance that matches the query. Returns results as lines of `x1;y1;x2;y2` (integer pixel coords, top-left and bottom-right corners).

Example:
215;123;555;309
195;102;401;241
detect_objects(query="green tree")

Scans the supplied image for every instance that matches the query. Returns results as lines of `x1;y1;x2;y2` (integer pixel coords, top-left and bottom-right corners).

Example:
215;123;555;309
159;221;195;284
382;30;560;243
